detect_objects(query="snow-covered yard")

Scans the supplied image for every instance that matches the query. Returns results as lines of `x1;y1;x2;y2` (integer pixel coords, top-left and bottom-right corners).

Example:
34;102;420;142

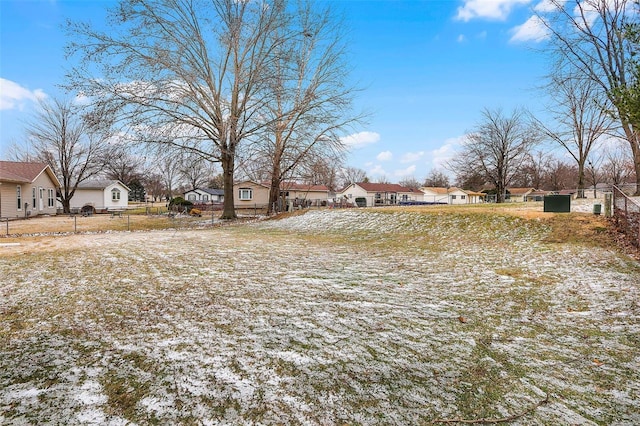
1;208;639;425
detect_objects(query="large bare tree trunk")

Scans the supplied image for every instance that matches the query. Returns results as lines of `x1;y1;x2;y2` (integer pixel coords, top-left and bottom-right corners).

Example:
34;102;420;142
221;150;236;220
622;124;640;192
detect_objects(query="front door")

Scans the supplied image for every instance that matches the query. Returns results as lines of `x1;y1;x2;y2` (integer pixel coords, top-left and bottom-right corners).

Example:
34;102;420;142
39;188;44;210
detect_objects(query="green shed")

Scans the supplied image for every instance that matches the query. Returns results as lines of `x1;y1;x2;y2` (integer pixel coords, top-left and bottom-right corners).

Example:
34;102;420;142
543;195;571;213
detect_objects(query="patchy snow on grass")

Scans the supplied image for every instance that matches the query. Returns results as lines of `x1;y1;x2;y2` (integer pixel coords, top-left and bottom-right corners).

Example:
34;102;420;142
1;207;639;425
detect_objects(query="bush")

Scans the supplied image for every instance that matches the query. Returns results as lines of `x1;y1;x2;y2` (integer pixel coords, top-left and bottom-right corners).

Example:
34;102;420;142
169;197;193;212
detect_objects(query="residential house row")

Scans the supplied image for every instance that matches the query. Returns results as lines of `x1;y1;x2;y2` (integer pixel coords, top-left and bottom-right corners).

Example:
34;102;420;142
2;160;597;219
1;161;130;218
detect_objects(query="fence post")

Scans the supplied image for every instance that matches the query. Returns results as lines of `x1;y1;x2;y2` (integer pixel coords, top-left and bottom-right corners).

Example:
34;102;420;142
604;192;612;218
5;218;8;236
127;215;130;231
74;215;77;233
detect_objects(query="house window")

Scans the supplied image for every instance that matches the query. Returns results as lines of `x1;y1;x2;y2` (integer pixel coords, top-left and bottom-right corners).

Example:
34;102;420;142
48;189;55;207
17;186;22;210
239;188;253;200
187;194;196;201
401;194;409;201
112;188;121;201
461;195;466;200
451;195;457;200
202;195;209;201
32;188;37;209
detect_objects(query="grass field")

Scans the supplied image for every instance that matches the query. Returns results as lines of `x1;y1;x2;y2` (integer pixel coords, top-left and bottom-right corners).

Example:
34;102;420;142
1;205;639;425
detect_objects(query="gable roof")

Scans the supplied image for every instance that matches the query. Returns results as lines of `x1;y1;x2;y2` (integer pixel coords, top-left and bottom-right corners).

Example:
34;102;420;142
420;186;468;194
0;161;61;187
421;186;449;195
507;187;536;195
77;179;130;191
235;180;270;188
353;182;414;193
280;182;329;192
200;188;224;196
186;187;224;196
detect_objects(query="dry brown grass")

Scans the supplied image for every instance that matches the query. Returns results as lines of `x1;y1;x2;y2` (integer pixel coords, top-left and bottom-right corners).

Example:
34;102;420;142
0;202;618;256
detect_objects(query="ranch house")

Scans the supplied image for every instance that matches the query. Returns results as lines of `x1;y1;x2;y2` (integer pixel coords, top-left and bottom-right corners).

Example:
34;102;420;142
0;161;60;219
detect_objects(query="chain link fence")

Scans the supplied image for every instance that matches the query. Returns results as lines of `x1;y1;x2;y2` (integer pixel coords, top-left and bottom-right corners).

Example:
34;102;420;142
612;185;640;248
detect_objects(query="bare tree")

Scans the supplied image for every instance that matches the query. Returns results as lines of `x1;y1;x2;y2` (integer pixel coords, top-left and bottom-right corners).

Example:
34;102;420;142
602;140;635;185
299;157;340;191
511;150;552;189
104;145;145;186
536;66;612;197
67;0;288;218
453;169;485;191
540;0;640;193
144;173;166;202
207;173;225;189
255;1;361;213
338;166;368;188
449;108;539;203
586;154;605;196
155;152;182;201
178;151;217;190
422;169;451;188
398;177;421;190
22;97;111;213
546;159;578;191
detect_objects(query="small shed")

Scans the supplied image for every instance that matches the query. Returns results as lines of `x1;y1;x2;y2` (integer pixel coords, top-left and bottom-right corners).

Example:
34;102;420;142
72;180;130;213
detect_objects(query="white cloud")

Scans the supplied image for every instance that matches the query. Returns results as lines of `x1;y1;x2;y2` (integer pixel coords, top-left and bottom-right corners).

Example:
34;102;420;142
377;151;393;161
534;0;565;12
401;151;424;163
341;131;381;149
73;93;91;106
510;15;549;43
456;0;531;22
367;164;387;177
431;136;464;169
0;78;46;110
457;34;466;43
574;1;600;29
393;165;417;178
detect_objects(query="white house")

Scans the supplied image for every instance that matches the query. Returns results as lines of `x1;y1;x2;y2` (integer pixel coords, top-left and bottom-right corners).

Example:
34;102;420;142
420;187;484;205
420;187;450;204
183;188;224;204
336;182;422;207
71;180;130;213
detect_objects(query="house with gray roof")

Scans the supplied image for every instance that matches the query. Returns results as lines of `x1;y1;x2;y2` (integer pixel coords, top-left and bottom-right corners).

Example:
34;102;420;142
183;187;224;204
71;180;130;213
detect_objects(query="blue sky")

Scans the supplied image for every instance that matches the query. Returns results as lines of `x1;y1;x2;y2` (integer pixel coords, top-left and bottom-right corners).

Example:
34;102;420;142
0;0;557;182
